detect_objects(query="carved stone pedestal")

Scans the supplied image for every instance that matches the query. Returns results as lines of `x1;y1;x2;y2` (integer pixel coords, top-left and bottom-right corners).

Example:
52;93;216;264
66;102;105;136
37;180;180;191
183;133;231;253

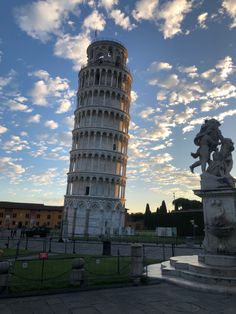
194;188;236;257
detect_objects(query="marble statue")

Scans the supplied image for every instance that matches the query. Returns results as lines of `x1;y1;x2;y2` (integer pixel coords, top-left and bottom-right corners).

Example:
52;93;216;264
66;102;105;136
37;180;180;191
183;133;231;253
190;119;235;189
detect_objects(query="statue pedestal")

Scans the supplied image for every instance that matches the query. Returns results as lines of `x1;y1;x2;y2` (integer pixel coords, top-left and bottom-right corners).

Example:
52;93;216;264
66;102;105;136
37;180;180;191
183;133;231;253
194;188;236;257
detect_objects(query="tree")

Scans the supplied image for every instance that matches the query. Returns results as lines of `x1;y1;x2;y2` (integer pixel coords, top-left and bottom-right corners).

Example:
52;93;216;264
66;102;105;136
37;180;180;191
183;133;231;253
159;200;167;214
144;203;152;229
172;198;202;211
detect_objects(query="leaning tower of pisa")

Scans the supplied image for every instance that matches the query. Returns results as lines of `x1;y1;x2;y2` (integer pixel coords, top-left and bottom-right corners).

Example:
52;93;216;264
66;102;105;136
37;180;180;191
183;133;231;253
63;40;132;236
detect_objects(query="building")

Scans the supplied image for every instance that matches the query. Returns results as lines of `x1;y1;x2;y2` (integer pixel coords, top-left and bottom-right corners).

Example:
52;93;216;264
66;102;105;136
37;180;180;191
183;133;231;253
0;201;63;229
63;39;132;236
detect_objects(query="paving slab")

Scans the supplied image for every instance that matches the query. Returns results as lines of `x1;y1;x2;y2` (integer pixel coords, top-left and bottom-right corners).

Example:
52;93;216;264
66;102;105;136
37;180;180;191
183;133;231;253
0;282;236;314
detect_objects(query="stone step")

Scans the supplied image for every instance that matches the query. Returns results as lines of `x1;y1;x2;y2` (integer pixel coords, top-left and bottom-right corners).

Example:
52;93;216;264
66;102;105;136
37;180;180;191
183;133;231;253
170;256;236;277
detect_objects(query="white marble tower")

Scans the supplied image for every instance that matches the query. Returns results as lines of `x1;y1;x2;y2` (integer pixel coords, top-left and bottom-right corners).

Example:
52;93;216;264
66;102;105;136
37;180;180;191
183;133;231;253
63;40;132;236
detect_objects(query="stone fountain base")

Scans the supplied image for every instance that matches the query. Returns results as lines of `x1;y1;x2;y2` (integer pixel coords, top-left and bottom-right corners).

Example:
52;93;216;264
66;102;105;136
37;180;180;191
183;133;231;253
147;255;236;294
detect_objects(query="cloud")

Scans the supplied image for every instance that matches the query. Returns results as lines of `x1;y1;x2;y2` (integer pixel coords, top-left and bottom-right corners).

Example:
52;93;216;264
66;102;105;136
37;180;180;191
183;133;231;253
132;0;159;21
222;0;236;28
28;114;41;123
131;90;138;103
83;10;106;31
54;32;91;70
201;56;235;83
149;74;179;89
82;10;106;31
139;107;156;119
0;157;25;185
29;70;74;106
98;0;118;10
198;12;208;29
148;61;172;71
178;65;198;78
0;125;8;134
110;9;136;30
45;120;58;129
3;135;30;152
14;0;83;42
29;168;58;185
56;99;72;113
152;153;173;164
157;0;192;39
8;99;32;112
0;70;16;91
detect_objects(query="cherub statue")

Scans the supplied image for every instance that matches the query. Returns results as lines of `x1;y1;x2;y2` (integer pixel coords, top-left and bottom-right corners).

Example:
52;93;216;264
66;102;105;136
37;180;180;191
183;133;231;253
190;119;224;173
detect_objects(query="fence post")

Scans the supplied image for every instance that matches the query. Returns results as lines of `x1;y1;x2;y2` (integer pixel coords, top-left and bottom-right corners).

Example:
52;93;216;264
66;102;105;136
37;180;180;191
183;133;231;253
25;237;28;250
117;249;120;274
162;243;166;261
70;258;85;286
73;239;76;254
130;244;144;285
48;237;52;253
171;243;175;257
15;239;20;260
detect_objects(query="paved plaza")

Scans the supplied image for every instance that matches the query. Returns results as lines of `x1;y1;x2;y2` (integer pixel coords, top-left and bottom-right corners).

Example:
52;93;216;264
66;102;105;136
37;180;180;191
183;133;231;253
0;282;235;314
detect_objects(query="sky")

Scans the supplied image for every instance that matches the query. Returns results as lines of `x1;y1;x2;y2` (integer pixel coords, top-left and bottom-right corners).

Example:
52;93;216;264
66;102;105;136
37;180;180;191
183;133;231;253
0;0;236;214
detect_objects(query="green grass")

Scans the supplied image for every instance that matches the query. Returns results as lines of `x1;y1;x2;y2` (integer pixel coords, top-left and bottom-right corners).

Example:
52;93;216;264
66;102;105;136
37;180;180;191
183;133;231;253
0;248;39;258
8;254;161;293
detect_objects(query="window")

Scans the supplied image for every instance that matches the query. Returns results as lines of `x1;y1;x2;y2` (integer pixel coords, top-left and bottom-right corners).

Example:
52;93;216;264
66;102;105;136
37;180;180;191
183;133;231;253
13;213;17;218
25;213;29;218
113;144;116;151
36;222;39;226
85;186;90;195
0;213;3;217
37;214;40;219
58;215;62;219
47;215;51;219
0;221;2;225
12;221;15;225
47;222;50;226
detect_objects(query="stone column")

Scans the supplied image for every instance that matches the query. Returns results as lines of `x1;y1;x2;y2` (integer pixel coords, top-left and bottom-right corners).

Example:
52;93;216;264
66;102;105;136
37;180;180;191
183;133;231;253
130;244;144;284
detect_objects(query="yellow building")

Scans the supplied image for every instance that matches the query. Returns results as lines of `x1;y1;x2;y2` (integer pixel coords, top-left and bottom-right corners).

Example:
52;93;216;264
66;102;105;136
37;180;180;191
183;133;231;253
0;201;63;229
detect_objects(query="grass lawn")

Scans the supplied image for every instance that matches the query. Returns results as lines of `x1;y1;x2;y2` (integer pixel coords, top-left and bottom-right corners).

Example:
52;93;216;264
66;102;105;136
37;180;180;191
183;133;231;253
0;248;39;258
8;254;161;293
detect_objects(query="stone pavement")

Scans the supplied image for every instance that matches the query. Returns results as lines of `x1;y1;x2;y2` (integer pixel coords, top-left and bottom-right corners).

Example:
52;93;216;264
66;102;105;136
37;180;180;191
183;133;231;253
0;282;236;314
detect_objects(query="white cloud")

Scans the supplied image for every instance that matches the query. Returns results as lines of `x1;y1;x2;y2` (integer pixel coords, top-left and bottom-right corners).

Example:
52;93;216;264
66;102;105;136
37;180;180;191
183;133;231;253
0;70;16;90
201;56;235;83
82;10;106;31
174;106;196;124
149;74;179;89
3;135;30;152
152;153;173;164
198;12;208;29
222;0;236;28
54;33;91;70
56;99;72;113
14;0;83;42
0;157;25;180
139;107;156;119
132;0;158;21
29;70;73;106
207;82;236;100
8;100;32;112
110;9;136;30
28;114;41;123
0;125;8;134
131;90;138;103
98;0;118;10
63;115;74;128
148;61;172;71
178;65;198;78
29;168;58;185
45;120;58;129
157;0;192;39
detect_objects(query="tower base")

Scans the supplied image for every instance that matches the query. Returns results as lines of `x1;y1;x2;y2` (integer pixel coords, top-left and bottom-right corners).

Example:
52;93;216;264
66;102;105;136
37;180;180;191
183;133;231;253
63;196;125;237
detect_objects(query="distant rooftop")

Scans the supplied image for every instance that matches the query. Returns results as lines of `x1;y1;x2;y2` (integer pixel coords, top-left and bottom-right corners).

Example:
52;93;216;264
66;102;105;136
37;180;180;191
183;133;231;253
0;201;64;211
